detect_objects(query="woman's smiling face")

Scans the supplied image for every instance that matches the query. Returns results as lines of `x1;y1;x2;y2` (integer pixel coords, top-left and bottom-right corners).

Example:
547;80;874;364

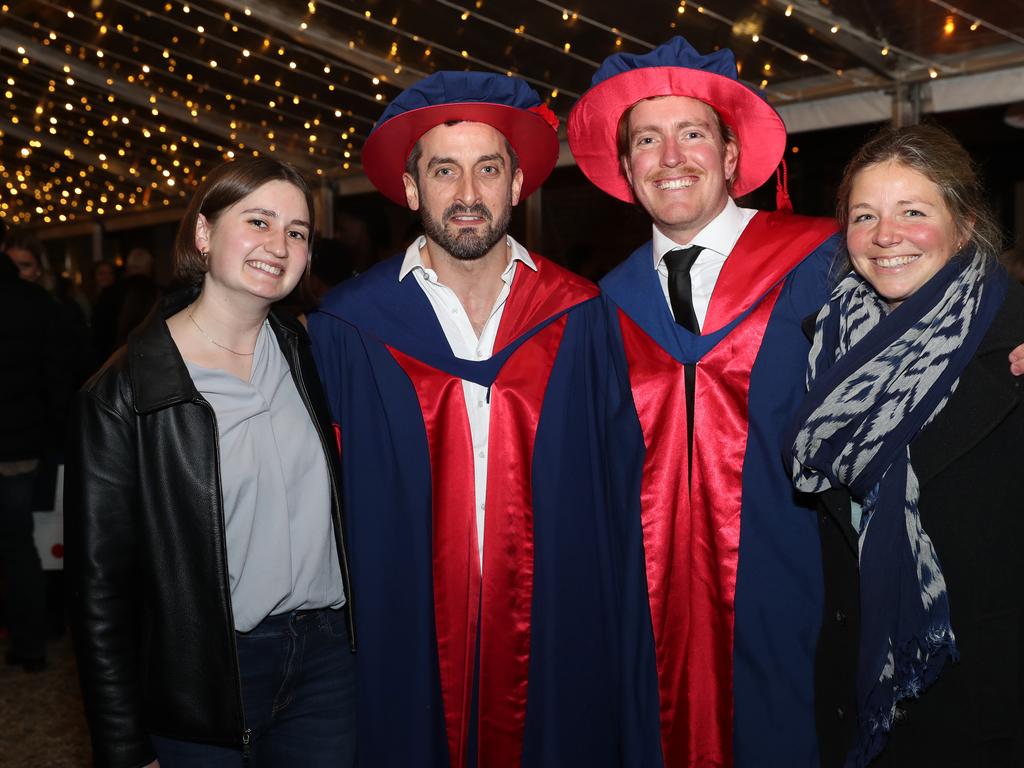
197;179;311;306
845;161;962;307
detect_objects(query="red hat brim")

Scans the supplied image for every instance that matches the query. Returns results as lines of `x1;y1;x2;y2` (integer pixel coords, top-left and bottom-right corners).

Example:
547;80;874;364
568;67;786;202
361;103;560;207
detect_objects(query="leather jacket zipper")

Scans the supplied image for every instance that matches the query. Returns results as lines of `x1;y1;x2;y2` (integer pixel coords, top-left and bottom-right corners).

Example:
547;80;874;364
287;334;357;650
195;397;250;751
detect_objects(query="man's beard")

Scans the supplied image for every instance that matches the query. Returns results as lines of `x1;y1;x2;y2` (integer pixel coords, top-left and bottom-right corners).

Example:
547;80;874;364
420;193;512;262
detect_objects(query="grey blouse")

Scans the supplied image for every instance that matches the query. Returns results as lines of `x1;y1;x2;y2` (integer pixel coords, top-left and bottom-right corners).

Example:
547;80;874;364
186;321;345;632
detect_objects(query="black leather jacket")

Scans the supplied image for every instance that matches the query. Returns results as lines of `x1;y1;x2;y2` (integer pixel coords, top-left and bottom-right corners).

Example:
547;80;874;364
65;291;355;768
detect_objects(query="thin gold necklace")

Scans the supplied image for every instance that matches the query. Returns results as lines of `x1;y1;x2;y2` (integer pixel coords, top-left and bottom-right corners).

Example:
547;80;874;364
186;304;256;356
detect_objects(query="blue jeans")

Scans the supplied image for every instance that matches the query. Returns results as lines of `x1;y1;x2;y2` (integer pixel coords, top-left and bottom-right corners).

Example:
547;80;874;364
0;470;46;661
151;607;355;767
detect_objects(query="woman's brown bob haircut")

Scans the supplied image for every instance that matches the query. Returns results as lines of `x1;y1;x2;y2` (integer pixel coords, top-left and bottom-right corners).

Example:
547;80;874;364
173;157;315;285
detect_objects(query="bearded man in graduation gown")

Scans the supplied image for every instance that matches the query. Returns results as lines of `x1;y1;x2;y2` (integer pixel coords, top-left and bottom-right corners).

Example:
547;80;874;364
568;38;841;767
309;72;635;768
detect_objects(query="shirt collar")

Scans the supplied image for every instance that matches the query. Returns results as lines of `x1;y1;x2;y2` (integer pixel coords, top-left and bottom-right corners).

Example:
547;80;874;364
652;197;748;268
399;234;537;282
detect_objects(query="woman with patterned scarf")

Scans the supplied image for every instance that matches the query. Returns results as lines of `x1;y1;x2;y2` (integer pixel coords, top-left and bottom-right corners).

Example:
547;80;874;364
788;124;1024;767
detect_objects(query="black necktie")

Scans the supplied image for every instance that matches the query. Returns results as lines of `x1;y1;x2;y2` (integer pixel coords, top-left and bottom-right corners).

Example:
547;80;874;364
664;246;702;334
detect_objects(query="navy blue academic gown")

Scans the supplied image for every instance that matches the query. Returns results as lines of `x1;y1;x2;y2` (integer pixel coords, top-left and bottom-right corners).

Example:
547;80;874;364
308;252;639;768
601;211;841;768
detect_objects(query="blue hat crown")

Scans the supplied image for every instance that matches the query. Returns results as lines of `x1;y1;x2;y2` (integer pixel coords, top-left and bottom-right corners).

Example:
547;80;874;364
372;71;545;134
590;36;738;88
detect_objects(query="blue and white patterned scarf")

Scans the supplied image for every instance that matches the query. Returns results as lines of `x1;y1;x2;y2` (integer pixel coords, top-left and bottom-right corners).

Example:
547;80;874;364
788;247;1006;767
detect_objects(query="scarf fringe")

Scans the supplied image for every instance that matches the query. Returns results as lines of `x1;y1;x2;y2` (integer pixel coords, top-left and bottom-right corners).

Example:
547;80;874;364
848;624;958;768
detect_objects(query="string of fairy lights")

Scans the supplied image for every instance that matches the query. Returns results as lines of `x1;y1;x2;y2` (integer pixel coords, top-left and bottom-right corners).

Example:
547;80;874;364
925;0;1024;47
312;0;581;100
0;0;383;226
3;9;364;159
33;0;380;140
1;0;1020;229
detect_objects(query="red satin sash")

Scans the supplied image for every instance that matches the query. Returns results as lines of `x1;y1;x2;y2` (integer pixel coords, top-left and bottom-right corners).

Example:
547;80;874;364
495;253;598;348
703;212;837;334
388;350;479;766
478;315;566;768
619;281;784;767
387;313;568;768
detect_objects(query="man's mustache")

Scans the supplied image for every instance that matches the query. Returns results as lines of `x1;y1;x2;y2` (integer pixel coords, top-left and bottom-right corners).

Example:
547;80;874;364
443;203;492;223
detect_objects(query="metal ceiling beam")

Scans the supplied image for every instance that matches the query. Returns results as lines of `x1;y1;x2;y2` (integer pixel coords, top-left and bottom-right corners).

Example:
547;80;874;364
905;42;1024;79
0;27;324;171
766;0;900;80
770;41;1024;105
215;0;421;90
768;68;891;103
25;206;188;239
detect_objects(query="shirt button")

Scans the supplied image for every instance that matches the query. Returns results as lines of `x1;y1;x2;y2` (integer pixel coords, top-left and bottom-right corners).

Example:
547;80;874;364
477;400;485;408
479;503;485;511
478;450;486;458
450;307;458;315
835;609;847;625
837;707;845;721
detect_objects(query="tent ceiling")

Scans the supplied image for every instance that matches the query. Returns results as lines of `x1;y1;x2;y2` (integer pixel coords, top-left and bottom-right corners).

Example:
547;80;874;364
2;0;1022;228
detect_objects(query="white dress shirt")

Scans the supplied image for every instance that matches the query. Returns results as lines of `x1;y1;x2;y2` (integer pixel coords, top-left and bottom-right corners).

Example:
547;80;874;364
653;198;758;330
400;235;537;569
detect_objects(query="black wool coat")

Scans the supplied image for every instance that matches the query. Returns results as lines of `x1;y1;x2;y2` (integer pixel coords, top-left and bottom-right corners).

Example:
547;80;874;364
815;279;1024;768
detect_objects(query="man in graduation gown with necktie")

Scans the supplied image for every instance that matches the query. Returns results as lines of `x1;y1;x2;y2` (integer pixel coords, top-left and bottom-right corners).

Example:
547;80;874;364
309;71;637;768
568;37;841;767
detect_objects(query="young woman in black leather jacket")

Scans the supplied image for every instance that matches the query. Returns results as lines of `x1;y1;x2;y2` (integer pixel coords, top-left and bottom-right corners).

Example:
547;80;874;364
66;157;355;768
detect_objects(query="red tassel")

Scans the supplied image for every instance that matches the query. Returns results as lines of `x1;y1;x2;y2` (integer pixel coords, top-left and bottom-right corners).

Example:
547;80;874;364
775;159;793;213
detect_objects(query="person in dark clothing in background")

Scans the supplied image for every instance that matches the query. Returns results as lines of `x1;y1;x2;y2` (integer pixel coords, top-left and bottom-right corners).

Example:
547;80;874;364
2;228;95;383
0;250;70;672
115;248;162;345
92;259;117;298
2;229;48;286
91;247;162;363
52;272;97;388
273;237;357;322
89;267;121;362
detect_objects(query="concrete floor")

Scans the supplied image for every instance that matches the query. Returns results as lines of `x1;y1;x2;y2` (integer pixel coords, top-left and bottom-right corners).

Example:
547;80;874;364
0;634;92;767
